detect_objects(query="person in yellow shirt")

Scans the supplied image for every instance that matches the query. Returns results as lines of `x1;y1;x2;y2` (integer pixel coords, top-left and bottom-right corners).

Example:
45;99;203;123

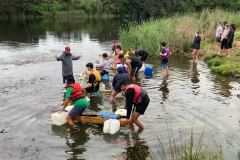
82;63;101;95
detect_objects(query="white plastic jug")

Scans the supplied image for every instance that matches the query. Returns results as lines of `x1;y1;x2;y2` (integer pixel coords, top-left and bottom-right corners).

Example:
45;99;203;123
99;83;105;91
51;106;74;126
103;119;120;134
114;109;127;116
86;97;90;104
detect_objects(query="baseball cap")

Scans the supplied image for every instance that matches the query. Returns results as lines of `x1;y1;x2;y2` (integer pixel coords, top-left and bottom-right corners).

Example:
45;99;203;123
65;46;71;51
102;53;108;58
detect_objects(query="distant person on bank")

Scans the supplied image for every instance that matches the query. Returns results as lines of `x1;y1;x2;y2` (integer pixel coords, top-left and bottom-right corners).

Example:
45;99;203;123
110;67;130;103
120;80;150;130
216;22;223;55
54;46;82;88
221;24;230;56
191;31;201;63
130;49;149;67
227;24;236;57
58;76;88;126
109;40;121;57
82;63;101;96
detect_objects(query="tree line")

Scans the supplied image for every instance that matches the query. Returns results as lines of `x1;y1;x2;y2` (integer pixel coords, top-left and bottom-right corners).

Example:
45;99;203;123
1;0;240;18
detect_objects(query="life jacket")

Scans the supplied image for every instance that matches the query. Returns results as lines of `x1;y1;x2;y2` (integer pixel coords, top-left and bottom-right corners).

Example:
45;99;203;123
116;50;124;64
91;70;101;87
160;48;170;60
124;84;147;104
67;83;85;101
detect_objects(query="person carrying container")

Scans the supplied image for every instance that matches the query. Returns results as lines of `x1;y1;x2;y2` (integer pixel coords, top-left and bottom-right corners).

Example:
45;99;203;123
109;40;121;57
96;53;111;76
58;76;89;126
120;80;150;130
160;42;171;77
130;49;149;66
118;54;142;81
82;63;101;96
54;46;82;88
110;67;130;103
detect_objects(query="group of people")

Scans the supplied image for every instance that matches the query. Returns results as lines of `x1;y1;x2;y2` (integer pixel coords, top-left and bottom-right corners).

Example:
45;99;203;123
54;39;171;130
216;21;236;57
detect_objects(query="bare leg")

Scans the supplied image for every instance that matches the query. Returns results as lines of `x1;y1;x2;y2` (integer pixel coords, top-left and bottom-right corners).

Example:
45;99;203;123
109;90;118;103
228;48;232;57
131;76;136;81
166;66;169;76
66;115;74;126
217;42;221;54
195;49;198;63
128;111;144;130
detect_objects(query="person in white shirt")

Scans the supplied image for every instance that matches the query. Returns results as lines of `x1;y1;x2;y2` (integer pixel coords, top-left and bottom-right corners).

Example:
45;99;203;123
216;22;223;55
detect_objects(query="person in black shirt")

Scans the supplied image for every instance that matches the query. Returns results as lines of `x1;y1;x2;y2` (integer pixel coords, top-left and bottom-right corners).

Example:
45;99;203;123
227;24;236;57
118;54;142;81
191;31;201;63
120;80;150;130
130;49;149;66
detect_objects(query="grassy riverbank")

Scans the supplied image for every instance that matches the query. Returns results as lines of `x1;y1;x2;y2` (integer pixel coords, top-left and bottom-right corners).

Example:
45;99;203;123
119;9;240;58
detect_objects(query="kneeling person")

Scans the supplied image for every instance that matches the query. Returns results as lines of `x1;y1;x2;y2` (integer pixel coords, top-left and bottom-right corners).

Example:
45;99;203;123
98;53;111;76
82;63;101;95
110;67;130;103
120;80;150;130
58;76;89;126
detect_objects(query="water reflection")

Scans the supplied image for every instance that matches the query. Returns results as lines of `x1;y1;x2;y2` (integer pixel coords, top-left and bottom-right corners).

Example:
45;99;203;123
159;76;169;100
191;62;199;83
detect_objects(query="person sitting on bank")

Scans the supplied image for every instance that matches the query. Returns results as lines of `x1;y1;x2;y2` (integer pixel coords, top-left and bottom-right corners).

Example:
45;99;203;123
111;48;124;69
58;76;89;126
120;80;150;130
110;67;130;103
118;54;142;81
130;49;149;66
109;40;121;57
82;63;101;95
96;53;111;76
54;46;82;88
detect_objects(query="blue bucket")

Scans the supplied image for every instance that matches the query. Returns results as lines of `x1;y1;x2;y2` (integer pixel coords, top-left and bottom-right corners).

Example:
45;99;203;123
101;74;109;80
144;66;153;75
99;112;119;119
92;91;102;95
117;65;127;73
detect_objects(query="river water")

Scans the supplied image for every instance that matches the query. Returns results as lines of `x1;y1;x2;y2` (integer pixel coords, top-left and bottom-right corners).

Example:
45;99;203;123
0;18;240;160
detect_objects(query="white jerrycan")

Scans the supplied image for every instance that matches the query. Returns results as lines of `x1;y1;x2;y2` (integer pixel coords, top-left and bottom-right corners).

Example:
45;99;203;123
114;109;127;116
51;106;74;126
103;119;120;134
99;83;105;91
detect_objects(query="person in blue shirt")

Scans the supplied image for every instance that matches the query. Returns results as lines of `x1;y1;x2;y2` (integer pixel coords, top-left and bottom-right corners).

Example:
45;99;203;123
110;67;130;103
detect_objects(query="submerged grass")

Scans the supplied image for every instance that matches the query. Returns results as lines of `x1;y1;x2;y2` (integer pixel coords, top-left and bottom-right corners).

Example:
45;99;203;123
119;9;240;58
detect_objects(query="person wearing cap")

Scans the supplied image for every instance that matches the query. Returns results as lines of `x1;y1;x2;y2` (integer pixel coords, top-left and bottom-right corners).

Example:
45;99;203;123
54;46;82;87
109;40;122;57
96;53;112;76
110;67;130;103
58;76;89;126
82;63;101;95
130;49;149;66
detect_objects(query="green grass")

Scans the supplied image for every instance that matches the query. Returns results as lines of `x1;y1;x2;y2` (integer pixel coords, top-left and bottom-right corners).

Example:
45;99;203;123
119;9;240;58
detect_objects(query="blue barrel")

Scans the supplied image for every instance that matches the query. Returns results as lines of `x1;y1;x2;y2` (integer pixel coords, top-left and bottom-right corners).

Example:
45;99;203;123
117;65;127;73
144;66;153;75
99;112;119;119
101;74;109;80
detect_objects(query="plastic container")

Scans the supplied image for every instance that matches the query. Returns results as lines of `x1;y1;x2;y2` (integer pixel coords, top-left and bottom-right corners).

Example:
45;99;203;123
139;65;146;72
114;109;127;116
85;97;90;104
103;119;120;134
101;74;109;80
92;91;102;96
99;83;105;91
144;66;153;75
51;105;74;126
116;64;127;73
99;112;119;119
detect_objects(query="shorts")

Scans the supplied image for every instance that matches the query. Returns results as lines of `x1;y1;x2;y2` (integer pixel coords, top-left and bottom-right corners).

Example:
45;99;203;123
140;54;149;62
216;37;221;42
69;107;86;117
135;95;150;115
221;39;229;49
162;63;168;69
100;70;108;76
227;43;232;49
131;65;142;77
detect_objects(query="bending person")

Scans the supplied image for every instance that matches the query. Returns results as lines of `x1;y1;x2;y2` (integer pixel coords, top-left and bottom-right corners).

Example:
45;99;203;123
110;67;130;103
118;54;142;81
120;80;150;130
130;49;149;66
58;76;88;126
82;63;101;96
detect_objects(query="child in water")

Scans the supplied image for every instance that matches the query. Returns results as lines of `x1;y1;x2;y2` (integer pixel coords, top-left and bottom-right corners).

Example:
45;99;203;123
159;42;171;77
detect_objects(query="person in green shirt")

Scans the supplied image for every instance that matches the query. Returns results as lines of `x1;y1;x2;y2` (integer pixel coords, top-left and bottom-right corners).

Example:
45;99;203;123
58;76;89;126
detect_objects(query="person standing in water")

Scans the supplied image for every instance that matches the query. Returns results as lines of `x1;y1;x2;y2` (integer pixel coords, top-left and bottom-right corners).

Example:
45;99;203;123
58;76;88;126
192;31;201;63
120;80;150;130
54;46;82;87
216;22;223;55
118;54;142;81
109;40;121;57
130;49;149;66
159;42;171;77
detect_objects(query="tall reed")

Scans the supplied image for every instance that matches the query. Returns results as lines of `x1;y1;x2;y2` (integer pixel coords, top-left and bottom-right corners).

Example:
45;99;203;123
119;9;240;58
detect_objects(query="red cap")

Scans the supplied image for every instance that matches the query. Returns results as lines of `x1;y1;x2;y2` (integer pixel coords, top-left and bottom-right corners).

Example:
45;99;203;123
65;46;71;51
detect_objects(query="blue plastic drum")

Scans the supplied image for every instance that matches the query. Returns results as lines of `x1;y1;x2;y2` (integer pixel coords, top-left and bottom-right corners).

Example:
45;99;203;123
101;74;109;80
144;66;153;75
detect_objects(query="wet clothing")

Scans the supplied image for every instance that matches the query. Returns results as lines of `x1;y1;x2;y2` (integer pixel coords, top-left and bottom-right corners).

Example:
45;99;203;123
124;85;150;119
192;36;201;50
112;44;122;55
112;73;130;91
86;71;101;93
69;107;86;117
56;51;80;82
66;87;89;109
128;57;142;77
135;49;149;62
